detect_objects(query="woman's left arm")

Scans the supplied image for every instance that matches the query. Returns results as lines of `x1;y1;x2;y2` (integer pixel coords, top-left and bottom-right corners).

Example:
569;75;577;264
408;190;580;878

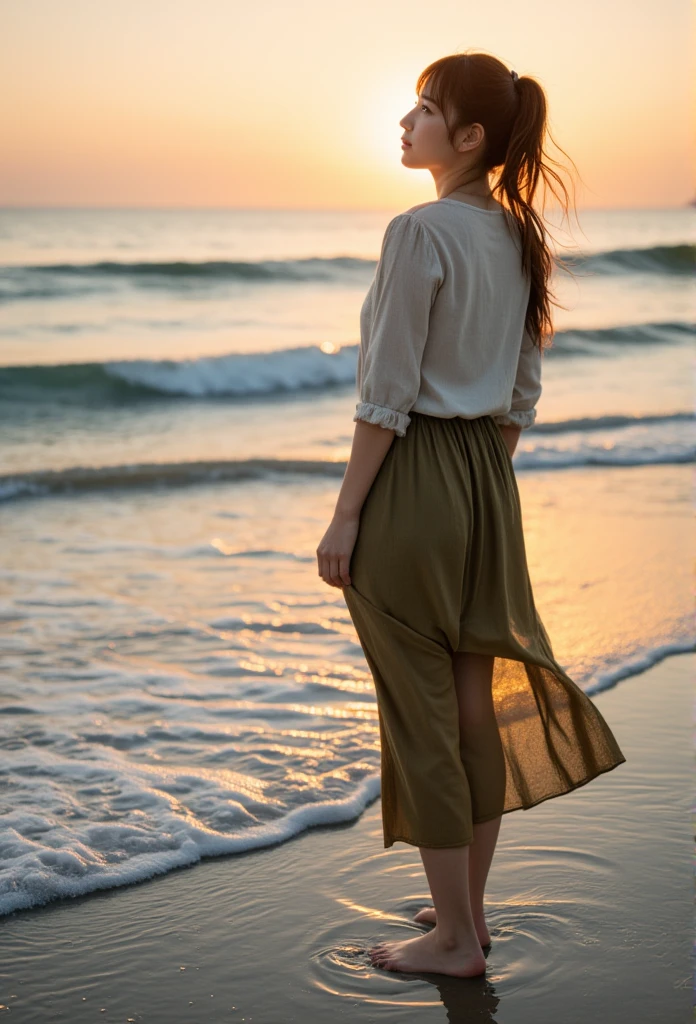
316;420;395;589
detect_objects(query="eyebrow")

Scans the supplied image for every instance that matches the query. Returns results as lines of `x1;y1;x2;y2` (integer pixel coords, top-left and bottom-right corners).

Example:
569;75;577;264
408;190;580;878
419;94;438;105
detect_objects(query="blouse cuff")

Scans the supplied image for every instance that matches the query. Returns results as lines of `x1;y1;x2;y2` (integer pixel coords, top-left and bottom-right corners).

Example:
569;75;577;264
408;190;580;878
493;407;537;430
354;401;410;437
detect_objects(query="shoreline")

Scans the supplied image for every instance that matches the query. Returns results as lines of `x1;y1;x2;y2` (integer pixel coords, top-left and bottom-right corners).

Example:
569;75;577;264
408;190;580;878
1;652;692;1023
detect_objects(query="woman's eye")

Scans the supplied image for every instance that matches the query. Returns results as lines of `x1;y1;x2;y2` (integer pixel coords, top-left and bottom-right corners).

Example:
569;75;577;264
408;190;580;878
420;104;431;114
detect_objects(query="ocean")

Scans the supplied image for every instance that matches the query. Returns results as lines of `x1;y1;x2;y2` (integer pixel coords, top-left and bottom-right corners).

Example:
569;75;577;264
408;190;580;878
0;205;693;916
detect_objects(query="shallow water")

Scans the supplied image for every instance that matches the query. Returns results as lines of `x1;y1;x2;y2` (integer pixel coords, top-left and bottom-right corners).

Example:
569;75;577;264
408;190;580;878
0;205;693;914
0;657;690;1023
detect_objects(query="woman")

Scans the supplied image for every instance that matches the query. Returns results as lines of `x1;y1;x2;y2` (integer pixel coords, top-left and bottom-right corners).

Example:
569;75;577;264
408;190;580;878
316;51;626;979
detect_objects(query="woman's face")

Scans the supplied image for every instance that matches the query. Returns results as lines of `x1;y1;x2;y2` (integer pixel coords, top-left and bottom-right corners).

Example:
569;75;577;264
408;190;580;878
399;84;482;171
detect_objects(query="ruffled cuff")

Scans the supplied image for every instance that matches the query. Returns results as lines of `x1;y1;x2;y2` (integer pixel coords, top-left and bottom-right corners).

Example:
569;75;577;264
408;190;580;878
493;407;537;430
354;401;410;437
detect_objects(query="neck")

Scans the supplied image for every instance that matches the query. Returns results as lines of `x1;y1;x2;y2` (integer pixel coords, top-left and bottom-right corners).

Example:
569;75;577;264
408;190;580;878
432;168;492;201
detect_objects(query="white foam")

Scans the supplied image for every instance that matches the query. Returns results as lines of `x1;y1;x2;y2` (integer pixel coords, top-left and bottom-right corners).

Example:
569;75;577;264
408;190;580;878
0;480;45;502
0;768;380;916
0;642;692;917
106;344;359;397
584;642;695;696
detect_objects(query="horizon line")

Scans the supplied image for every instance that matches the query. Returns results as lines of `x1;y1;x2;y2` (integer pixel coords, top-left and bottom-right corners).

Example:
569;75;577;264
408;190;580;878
1;202;693;214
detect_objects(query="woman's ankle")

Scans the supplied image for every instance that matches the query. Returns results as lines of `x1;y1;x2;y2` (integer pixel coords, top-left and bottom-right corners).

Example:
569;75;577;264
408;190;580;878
432;920;480;949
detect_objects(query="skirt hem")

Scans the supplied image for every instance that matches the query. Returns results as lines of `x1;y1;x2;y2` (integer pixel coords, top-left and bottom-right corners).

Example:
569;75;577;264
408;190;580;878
384;833;474;850
499;752;628;817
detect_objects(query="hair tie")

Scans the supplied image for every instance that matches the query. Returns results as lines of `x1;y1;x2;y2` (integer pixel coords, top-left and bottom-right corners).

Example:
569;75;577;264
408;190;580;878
510;70;520;82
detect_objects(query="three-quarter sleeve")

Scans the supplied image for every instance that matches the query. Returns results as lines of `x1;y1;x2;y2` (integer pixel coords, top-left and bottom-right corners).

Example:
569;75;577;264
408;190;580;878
354;213;443;437
493;326;542;429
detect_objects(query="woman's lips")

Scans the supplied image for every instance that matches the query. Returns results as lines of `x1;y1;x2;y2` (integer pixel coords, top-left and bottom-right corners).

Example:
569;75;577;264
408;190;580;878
401;140;412;147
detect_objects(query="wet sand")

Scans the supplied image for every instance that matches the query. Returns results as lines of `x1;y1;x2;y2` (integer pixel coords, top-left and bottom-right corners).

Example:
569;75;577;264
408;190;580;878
1;653;692;1024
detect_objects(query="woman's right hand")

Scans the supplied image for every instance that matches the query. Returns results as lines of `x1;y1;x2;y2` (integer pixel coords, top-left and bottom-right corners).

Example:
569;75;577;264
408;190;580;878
316;512;360;589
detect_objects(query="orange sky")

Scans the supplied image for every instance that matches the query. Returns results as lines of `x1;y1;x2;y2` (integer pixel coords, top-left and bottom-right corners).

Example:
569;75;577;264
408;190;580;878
1;0;693;209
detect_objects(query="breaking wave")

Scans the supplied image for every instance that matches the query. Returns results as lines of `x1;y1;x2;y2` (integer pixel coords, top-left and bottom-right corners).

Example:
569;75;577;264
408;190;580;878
0;321;691;405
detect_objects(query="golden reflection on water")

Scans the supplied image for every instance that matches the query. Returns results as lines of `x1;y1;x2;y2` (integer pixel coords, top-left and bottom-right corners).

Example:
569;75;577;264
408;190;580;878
209;536;235;555
284;702;378;720
334;896;404;922
516;466;689;680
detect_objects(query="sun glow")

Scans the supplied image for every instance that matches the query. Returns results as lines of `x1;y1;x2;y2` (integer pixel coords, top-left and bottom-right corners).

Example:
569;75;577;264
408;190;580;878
2;0;691;208
363;79;417;170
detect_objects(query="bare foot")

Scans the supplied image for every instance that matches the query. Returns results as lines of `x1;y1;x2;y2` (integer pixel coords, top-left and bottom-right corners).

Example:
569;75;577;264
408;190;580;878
368;926;486;978
413;906;491;946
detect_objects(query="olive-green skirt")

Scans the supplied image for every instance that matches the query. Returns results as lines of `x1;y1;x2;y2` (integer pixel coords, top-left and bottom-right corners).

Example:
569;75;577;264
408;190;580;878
342;411;626;849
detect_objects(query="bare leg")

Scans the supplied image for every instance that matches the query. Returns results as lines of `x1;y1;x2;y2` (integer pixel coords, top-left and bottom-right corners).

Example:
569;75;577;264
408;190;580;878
414;652;504;945
369;844;487;976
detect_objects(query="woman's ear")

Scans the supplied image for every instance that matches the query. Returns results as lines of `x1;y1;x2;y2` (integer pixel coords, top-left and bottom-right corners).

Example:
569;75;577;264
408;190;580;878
456;122;485;153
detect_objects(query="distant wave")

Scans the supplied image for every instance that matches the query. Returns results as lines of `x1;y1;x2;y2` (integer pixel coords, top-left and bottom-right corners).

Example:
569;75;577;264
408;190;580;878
512;447;693;471
528;412;693;434
0;459;346;503
0;243;693;301
0;321;691;405
544;320;693;357
1;441;692;503
0;256;376;301
562;243;695;276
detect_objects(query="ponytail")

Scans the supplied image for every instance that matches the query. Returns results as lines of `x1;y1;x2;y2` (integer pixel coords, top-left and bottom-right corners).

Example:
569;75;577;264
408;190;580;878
415;52;580;350
496;74;579;347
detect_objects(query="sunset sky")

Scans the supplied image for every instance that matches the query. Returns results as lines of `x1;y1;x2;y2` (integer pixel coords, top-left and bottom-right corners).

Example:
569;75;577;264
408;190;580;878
1;0;693;210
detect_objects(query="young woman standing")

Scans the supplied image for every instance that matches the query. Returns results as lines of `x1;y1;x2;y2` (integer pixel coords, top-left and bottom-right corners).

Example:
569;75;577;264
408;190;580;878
316;51;626;979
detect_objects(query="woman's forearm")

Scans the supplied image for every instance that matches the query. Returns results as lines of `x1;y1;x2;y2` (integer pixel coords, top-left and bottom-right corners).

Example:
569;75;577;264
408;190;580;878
316;420;396;589
334;420;396;519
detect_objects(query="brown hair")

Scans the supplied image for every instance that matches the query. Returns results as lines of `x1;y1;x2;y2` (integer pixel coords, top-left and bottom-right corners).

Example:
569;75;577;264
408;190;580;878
416;51;580;349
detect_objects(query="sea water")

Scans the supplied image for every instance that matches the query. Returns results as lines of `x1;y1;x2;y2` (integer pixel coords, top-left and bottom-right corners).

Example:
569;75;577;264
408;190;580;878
0;205;693;914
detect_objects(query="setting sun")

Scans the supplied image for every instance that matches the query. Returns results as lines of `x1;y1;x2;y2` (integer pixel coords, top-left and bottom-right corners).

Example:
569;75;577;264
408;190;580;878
1;0;692;209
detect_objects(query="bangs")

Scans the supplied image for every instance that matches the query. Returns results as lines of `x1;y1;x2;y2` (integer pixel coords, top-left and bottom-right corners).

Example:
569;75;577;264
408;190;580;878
415;57;468;129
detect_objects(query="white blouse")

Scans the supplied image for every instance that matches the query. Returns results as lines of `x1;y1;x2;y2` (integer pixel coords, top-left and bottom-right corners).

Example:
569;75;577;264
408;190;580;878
354;197;543;437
